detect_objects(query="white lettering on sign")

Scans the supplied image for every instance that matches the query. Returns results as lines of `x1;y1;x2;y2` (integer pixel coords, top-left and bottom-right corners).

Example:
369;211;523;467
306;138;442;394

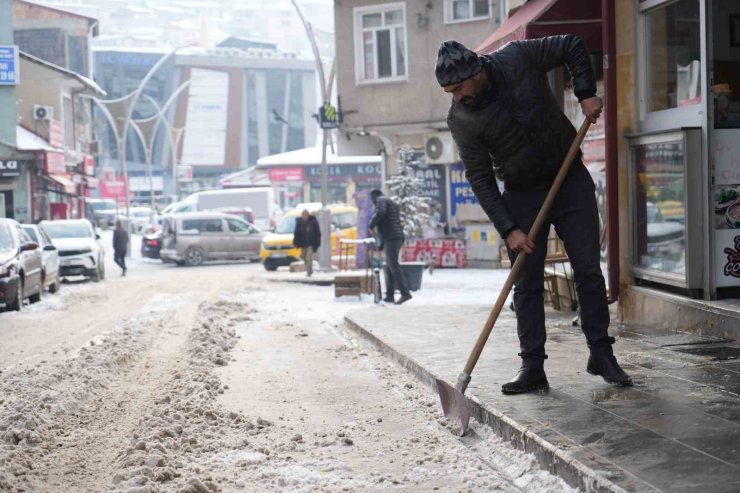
0;160;18;170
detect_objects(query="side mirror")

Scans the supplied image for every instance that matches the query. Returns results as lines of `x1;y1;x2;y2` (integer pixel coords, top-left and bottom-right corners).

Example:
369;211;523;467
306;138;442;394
20;241;39;252
43;244;57;251
95;233;101;240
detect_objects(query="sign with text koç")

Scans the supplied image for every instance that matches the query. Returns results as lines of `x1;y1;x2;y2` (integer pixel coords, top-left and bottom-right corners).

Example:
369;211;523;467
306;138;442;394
305;163;381;182
45;152;66;174
449;162;478;217
0;46;19;85
269;167;304;182
0;159;22;178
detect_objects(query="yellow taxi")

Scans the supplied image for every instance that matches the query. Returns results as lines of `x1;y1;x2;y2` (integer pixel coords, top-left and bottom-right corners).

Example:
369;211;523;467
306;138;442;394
260;204;358;271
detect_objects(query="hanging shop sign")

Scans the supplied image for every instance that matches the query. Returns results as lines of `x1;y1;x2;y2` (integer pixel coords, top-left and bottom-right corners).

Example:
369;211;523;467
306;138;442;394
269;167;304;182
45;152;66;174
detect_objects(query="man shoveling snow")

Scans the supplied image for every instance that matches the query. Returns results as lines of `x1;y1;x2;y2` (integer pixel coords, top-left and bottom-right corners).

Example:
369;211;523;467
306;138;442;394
438;36;632;394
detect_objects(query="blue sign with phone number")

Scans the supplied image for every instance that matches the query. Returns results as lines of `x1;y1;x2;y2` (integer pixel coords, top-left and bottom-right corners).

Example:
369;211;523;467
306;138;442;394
0;46;19;86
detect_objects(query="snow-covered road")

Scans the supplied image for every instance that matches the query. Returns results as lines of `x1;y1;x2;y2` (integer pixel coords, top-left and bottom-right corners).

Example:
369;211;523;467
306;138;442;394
0;257;574;492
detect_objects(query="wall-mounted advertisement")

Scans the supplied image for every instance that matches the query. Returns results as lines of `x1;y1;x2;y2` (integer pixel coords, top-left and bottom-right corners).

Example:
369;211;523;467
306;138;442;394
181;69;229;167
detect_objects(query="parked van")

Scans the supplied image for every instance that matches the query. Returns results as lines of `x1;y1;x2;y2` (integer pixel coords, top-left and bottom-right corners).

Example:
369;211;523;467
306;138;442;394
159;212;265;266
163;188;279;231
259;205;357;271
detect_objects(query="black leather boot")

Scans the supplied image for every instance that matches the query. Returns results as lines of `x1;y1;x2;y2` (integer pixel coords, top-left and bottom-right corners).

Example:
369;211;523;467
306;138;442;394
587;337;633;387
501;366;549;394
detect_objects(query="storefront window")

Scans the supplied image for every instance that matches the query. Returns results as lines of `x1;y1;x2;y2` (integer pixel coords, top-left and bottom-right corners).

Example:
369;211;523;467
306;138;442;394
646;0;702;112
633;139;686;275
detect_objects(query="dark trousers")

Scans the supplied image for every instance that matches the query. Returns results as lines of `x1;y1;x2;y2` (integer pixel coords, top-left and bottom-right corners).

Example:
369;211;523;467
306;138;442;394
504;164;610;367
383;238;409;297
114;251;126;271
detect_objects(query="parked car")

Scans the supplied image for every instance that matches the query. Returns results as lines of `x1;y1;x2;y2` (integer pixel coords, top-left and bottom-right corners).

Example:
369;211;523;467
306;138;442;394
21;224;61;293
159;212;265;266
141;229;162;259
85;198;117;227
259;205;358;271
40;219;105;282
0;219;44;311
128;206;154;233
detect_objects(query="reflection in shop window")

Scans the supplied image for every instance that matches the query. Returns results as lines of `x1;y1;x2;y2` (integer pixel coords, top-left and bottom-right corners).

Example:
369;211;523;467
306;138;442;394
646;0;702;112
633;140;686;275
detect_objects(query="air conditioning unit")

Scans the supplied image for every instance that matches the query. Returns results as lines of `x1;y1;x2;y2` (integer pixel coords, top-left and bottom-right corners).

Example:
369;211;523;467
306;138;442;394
34;105;54;121
423;132;457;164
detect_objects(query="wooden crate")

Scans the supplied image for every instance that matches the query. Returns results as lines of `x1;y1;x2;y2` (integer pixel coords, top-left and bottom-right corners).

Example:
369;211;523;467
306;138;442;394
334;271;372;297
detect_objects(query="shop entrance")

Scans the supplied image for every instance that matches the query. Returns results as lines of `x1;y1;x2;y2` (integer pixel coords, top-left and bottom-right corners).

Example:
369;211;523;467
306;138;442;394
0;190;13;219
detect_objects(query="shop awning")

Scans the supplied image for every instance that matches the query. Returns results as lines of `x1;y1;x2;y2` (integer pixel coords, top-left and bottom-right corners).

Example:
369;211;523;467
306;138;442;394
476;0;602;55
47;174;76;194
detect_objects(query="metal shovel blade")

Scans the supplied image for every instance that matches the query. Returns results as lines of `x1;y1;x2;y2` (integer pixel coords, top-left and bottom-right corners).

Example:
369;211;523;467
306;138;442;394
436;378;471;436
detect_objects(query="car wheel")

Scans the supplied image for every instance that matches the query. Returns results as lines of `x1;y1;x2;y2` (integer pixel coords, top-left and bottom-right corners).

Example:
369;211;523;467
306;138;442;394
264;262;278;271
99;260;106;281
9;277;23;311
185;247;205;267
91;268;100;282
29;282;42;304
49;275;60;294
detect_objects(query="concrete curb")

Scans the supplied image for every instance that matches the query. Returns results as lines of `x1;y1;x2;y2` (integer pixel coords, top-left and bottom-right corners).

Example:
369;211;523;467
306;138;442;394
344;315;646;493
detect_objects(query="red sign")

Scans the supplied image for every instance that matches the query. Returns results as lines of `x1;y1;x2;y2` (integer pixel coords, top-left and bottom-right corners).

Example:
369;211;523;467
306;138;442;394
100;177;128;204
269;167;304;182
83;155;95;176
401;238;467;268
178;165;193;182
45;152;66;174
48;119;64;148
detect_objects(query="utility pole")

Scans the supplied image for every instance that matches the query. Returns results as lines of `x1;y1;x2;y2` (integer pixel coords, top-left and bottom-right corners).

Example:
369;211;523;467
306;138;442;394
0;0;17;149
291;0;336;271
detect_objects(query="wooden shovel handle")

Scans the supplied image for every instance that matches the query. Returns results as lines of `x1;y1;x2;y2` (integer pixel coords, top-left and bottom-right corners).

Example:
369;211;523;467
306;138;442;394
462;119;592;377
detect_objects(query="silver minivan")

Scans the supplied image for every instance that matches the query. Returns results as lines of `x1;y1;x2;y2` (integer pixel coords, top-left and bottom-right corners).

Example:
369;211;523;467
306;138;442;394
159;212;265;266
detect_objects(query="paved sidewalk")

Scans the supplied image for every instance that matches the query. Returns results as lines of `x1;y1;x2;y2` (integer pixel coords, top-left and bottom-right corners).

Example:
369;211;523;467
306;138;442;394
345;291;740;492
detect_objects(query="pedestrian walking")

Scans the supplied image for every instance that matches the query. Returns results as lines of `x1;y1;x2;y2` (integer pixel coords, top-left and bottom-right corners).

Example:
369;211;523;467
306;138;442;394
292;209;320;277
113;219;129;277
369;190;412;305
437;36;632;394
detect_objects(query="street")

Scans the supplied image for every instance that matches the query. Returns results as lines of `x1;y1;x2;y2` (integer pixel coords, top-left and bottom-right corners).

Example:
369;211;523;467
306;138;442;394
0;247;574;493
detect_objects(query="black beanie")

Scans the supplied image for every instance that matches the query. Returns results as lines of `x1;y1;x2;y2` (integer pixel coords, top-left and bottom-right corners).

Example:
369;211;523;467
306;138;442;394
435;40;483;86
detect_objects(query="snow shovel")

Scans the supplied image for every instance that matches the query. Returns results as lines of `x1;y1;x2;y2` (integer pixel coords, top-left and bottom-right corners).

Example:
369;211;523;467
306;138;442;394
436;119;592;436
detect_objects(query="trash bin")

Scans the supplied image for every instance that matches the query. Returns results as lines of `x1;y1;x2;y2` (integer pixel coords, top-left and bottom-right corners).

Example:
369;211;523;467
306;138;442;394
400;262;425;291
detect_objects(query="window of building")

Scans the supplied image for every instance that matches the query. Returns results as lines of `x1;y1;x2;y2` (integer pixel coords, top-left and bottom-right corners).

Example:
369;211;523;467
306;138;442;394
642;0;702;114
354;3;407;83
445;0;490;23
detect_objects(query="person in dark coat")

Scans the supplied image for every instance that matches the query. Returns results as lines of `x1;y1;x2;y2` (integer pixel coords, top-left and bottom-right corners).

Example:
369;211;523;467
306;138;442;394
369;190;411;305
437;37;631;394
112;219;129;277
292;209;321;277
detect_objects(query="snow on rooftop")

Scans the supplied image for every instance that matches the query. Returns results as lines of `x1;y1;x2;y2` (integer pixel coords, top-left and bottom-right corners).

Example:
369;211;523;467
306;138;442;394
15;126;64;153
256;147;381;168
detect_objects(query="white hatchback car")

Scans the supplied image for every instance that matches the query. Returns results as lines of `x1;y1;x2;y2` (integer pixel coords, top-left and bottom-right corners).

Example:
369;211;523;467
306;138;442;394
40;219;106;282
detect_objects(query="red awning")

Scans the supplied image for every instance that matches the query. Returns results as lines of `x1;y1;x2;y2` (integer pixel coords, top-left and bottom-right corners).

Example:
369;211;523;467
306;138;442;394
48;174;77;194
476;0;602;55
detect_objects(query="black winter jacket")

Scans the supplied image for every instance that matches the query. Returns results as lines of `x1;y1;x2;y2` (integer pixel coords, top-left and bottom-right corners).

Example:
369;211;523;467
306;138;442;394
447;35;597;239
113;228;129;254
369;196;404;242
293;215;321;250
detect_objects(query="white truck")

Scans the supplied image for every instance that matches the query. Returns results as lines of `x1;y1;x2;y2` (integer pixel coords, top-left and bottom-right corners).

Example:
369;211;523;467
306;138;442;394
163;188;279;230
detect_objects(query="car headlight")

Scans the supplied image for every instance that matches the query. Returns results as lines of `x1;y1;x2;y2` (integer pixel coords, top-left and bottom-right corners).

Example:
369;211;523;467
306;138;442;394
0;262;16;278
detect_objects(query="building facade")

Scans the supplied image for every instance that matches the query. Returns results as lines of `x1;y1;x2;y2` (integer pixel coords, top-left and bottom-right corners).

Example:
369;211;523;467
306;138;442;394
92;45;317;203
334;0;520;237
613;0;740;334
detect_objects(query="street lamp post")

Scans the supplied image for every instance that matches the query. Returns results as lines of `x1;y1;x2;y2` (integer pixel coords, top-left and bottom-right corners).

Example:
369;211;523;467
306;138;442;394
291;0;336;271
94;44;192;217
130;83;190;215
